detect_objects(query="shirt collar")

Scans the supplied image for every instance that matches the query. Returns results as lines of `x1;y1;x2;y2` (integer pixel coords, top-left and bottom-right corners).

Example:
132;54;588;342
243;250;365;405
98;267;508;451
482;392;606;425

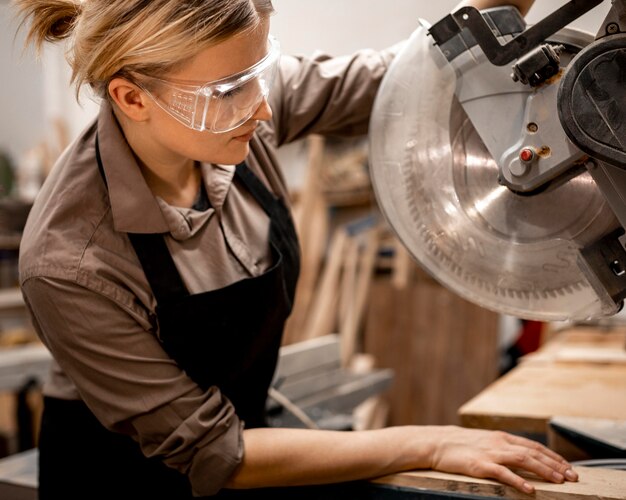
96;101;240;236
96;101;171;234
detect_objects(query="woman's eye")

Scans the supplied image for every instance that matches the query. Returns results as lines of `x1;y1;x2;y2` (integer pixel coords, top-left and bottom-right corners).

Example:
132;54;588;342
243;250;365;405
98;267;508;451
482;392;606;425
220;87;244;99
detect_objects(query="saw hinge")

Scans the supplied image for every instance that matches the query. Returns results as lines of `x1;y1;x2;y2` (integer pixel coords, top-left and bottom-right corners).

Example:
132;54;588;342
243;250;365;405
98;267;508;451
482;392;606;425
511;43;564;87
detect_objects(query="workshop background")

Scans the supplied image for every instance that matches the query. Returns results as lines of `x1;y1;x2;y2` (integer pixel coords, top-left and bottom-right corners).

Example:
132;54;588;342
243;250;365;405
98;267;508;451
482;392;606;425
0;2;625;498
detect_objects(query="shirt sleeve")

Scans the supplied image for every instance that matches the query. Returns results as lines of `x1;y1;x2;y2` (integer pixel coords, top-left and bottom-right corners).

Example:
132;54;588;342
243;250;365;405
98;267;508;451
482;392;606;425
271;42;405;146
21;275;243;497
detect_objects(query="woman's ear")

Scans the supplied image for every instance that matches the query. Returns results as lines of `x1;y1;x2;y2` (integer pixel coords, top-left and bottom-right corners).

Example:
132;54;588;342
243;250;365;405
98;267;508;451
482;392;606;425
108;78;151;122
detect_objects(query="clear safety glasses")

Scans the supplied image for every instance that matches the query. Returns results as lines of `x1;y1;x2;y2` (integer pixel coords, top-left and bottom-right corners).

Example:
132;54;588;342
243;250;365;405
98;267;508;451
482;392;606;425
136;36;280;133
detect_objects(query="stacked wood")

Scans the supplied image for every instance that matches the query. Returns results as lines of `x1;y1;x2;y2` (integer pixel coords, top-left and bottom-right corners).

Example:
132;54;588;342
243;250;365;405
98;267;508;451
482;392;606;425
364;234;501;427
284;135;376;347
285;136;501;429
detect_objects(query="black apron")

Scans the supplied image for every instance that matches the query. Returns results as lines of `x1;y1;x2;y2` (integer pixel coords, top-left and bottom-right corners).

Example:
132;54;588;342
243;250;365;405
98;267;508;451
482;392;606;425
38;144;304;498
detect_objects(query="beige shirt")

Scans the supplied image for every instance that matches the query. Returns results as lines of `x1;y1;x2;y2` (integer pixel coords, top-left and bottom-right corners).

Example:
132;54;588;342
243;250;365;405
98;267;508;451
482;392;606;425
19;47;398;496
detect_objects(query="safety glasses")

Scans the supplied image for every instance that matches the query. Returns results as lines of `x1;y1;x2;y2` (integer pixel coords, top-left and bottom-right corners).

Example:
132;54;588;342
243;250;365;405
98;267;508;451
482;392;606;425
136;36;280;133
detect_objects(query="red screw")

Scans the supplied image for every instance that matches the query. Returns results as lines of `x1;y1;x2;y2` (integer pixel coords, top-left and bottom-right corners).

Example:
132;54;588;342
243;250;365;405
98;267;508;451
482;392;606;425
519;148;535;163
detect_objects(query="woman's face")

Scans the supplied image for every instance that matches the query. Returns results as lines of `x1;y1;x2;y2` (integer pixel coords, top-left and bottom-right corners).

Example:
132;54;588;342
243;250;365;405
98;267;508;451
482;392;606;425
141;18;273;167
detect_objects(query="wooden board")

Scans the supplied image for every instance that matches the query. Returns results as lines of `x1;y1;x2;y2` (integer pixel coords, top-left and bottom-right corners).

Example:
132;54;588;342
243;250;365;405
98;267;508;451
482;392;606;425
459;363;626;434
522;328;626;365
373;466;626;500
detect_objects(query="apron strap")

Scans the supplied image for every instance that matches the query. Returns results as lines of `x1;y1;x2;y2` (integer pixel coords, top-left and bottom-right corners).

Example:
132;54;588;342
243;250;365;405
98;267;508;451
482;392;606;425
235;162;279;216
127;232;189;302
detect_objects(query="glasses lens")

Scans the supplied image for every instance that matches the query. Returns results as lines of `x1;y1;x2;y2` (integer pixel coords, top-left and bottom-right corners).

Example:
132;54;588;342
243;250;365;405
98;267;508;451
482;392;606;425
208;67;276;132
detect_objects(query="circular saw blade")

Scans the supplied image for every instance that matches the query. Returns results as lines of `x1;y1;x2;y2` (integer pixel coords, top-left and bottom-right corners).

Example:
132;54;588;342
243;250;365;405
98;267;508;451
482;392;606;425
369;23;620;321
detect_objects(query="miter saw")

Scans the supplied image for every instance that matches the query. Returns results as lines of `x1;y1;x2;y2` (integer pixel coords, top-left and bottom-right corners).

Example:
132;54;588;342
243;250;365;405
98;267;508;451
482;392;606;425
368;0;626;321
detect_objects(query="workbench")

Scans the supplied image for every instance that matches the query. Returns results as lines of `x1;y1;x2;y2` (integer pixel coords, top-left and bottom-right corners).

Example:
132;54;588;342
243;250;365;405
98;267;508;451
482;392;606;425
459;327;626;437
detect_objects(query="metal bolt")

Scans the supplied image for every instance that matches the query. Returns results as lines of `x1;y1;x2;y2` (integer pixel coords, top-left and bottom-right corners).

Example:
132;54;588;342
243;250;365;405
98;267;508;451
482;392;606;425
527;123;539;134
585;159;598;171
607;23;620;35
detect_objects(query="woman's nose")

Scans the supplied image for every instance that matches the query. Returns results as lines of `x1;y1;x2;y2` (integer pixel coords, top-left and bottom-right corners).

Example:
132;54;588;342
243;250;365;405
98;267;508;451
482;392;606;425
251;96;272;122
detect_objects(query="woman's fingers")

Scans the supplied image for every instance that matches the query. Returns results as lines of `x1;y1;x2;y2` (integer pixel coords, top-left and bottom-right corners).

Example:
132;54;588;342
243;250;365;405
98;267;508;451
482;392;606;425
503;432;577;470
497;448;567;483
498;433;578;481
472;462;535;494
471;449;573;494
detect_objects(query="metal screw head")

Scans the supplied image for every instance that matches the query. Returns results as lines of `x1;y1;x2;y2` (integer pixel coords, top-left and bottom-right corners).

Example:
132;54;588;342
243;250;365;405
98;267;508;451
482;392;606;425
519;148;535;163
607;23;620;34
527;123;539;134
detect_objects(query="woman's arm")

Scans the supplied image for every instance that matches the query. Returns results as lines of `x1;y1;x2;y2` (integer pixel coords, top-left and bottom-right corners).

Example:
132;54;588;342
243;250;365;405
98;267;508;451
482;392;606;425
227;424;577;495
455;0;535;16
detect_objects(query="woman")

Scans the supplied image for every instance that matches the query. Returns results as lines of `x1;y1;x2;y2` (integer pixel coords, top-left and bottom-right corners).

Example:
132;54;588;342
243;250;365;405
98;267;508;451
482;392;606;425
14;0;577;498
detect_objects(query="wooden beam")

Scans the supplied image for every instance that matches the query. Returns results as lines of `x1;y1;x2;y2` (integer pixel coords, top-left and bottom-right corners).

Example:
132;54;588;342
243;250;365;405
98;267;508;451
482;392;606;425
373;466;626;500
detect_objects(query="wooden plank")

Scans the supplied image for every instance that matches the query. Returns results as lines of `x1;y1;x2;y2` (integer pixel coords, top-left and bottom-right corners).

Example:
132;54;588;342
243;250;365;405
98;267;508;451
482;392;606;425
338;236;359;350
283;135;329;345
459;363;626;434
340;226;379;367
522;328;626;365
373;466;626;500
301;228;348;340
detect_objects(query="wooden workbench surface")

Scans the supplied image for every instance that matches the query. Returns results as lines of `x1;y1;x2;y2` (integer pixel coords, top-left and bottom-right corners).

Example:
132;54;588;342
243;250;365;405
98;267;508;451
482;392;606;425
459;327;626;434
374;466;626;500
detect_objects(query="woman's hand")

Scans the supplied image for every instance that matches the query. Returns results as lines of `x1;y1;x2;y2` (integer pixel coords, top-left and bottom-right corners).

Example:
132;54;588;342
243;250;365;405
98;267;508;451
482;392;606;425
427;426;578;494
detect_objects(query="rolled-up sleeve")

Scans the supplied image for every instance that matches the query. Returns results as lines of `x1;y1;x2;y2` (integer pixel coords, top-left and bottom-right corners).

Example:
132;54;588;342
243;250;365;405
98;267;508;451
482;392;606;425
271;43;404;145
21;276;243;497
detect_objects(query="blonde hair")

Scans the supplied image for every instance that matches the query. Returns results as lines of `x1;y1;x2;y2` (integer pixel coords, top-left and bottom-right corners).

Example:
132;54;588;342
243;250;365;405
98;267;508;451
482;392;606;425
13;0;275;98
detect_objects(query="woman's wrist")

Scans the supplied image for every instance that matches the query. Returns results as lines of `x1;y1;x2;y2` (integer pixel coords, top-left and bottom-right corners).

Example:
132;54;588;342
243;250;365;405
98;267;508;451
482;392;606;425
388;425;443;472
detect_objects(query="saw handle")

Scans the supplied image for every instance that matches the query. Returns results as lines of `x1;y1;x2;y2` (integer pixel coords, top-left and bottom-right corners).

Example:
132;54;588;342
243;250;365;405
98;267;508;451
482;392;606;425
429;0;604;65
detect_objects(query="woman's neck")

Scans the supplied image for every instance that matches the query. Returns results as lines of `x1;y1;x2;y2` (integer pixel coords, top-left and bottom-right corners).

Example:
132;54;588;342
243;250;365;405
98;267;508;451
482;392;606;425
116;111;202;208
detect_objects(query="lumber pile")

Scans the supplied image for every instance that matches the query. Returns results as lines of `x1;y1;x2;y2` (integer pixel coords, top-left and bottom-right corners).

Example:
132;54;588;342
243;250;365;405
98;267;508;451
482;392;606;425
284;135;501;429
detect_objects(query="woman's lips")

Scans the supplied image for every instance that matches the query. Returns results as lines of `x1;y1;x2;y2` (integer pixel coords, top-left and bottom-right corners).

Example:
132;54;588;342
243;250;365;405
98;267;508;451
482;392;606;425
232;128;256;142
